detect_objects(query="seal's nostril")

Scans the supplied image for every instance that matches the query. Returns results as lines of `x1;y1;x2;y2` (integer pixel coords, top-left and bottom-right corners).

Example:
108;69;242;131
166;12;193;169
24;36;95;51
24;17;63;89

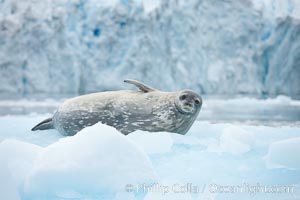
185;103;192;107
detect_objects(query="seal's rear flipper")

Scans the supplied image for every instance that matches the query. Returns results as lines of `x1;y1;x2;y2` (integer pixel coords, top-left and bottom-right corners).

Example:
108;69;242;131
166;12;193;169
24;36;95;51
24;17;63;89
31;117;54;131
124;79;156;93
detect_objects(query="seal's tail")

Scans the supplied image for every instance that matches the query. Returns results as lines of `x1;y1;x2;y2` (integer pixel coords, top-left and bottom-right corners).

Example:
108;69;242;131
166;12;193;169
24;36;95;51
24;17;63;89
31;117;54;131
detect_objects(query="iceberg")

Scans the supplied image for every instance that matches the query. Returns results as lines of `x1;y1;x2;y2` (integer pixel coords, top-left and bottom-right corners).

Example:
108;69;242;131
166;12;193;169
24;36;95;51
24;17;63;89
23;123;156;199
265;137;300;170
0;122;158;199
0;140;42;200
0;0;299;97
0;165;20;200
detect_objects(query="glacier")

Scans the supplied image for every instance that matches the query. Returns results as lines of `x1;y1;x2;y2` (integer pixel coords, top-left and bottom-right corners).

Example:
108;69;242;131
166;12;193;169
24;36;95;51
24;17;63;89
0;0;299;97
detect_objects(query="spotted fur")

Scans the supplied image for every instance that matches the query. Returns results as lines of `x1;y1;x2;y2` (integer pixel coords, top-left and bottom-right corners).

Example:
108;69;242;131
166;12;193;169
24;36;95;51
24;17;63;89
32;80;202;136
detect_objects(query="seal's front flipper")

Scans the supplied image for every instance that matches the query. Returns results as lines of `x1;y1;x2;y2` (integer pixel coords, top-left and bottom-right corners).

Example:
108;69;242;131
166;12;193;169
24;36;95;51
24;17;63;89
124;79;157;93
31;117;54;131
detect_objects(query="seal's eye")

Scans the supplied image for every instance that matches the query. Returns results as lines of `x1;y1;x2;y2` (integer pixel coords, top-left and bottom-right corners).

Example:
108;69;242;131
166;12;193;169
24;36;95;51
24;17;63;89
195;99;200;105
180;95;187;100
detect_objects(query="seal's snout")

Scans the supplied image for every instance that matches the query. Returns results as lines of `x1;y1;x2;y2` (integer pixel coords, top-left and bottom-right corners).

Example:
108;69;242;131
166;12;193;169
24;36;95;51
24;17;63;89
175;90;202;115
184;102;193;107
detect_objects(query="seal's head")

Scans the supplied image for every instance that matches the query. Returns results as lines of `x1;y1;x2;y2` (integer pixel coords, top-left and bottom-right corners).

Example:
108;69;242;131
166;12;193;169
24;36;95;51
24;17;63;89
175;90;202;115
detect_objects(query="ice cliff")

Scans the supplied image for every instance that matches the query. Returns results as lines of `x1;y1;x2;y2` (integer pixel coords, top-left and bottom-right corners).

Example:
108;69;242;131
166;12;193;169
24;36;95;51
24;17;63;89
0;0;299;97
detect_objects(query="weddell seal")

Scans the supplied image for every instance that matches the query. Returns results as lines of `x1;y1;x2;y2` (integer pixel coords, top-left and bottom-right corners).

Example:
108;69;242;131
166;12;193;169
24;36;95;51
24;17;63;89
31;79;202;136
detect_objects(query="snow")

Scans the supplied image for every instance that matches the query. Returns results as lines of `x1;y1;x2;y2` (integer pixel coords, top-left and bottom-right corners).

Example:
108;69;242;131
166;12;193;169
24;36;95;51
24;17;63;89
0;0;300;97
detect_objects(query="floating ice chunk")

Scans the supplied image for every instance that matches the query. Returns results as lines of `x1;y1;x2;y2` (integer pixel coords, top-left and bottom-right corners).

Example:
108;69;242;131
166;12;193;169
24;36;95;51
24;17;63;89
0;165;20;200
0;140;42;188
128;131;173;154
24;123;156;198
219;125;255;155
265;137;300;170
